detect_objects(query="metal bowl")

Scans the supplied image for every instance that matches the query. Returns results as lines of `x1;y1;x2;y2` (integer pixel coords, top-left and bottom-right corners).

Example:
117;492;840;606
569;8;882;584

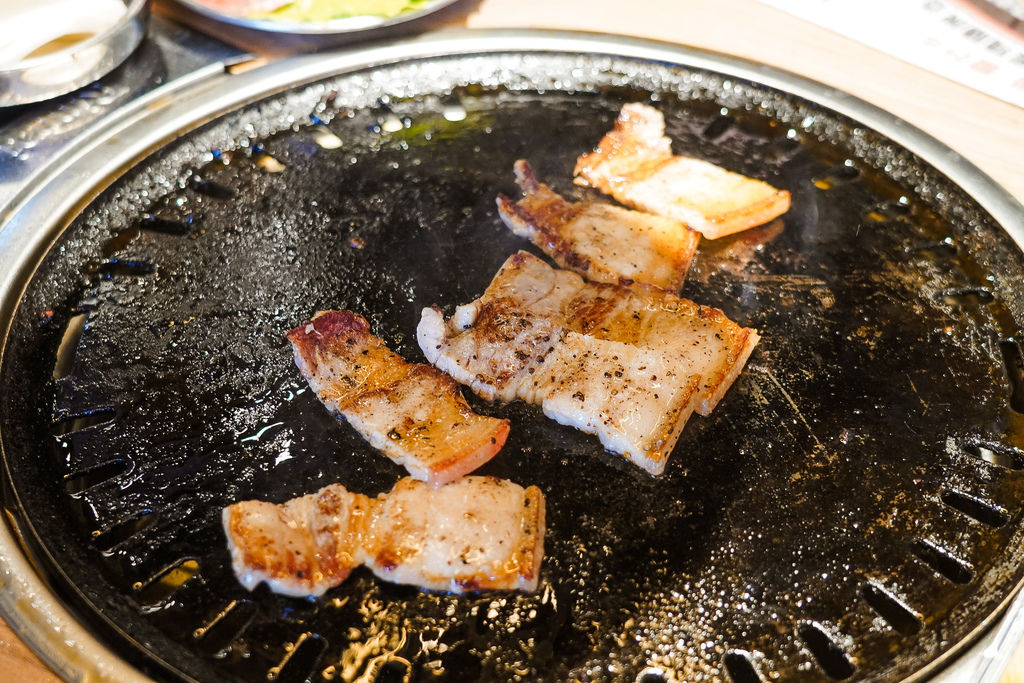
0;0;149;108
157;0;464;54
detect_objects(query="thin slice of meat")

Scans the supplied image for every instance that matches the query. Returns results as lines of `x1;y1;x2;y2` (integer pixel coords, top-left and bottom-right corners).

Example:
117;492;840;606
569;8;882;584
223;483;368;597
363;476;545;593
418;253;587;403
574;103;791;239
223;476;545;597
288;310;509;486
497;159;700;290
566;283;760;416
531;332;701;475
418;252;759;474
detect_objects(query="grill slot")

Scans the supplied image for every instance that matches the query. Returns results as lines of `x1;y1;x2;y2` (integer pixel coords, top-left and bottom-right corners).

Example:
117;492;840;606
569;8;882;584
194;599;258;656
961;438;1024;469
100;213;197;256
811;161;860;190
911;538;974;584
269;633;327;683
141;213;197;235
1000;340;1024;412
860;583;921;636
372;659;411;683
190;178;237;199
92;510;157;553
52;407;117;436
938;286;995;306
722;651;760;683
97;258;156;278
52;312;87;379
940;489;1010;527
908;237;958;257
63;459;132;495
877;198;912;217
796;623;855;680
134;558;200;607
702;114;734;140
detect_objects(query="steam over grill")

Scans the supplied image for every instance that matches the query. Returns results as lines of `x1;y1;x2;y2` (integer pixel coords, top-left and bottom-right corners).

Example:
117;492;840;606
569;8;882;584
2;37;1024;682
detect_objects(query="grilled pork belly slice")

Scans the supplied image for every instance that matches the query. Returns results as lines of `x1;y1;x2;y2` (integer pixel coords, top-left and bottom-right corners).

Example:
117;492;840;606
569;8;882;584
418;252;759;474
418;253;587;403
566;284;761;416
288;310;509;486
532;332;702;475
363;476;545;593
224;476;545;597
574;103;791;239
223;484;368;597
497;159;700;290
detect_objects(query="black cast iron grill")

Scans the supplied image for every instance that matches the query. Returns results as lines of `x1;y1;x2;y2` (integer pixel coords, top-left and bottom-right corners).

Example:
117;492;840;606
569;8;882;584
3;46;1024;683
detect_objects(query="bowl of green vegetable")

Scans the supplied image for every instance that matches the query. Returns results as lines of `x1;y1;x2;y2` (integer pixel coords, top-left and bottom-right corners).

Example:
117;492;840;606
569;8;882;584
157;0;465;53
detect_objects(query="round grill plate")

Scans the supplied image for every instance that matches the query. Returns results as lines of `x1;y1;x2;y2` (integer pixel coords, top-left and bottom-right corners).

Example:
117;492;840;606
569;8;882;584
2;33;1024;683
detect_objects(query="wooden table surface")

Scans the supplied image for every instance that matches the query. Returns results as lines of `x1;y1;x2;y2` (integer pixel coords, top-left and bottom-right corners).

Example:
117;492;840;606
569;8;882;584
2;0;1022;680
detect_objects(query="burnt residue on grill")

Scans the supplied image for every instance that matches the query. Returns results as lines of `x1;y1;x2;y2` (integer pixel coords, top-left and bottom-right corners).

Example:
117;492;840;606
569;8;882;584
2;54;1024;683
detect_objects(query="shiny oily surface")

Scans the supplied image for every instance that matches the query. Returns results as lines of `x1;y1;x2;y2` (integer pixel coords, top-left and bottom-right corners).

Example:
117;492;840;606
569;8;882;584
2;50;1024;683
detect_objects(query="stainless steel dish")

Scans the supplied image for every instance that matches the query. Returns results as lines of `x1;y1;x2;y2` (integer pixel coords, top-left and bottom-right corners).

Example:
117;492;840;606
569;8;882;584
1;30;1024;683
0;0;150;107
157;0;464;53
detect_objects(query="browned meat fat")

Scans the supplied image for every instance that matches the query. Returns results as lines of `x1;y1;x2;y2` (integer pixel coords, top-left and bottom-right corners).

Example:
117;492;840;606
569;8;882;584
288;310;510;486
418;252;759;474
497;159;700;290
574;103;790;239
224;476;545;596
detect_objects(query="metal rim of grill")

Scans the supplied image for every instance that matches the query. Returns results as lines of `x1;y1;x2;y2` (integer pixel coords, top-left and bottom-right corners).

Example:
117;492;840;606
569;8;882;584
1;30;1024;683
